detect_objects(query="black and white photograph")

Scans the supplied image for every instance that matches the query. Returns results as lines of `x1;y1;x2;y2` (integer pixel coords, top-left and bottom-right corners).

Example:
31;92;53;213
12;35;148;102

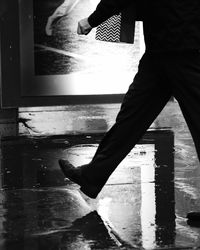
1;0;200;249
20;0;140;96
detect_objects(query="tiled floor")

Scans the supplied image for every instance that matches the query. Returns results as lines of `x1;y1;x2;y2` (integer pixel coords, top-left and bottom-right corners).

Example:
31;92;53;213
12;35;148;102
0;100;200;249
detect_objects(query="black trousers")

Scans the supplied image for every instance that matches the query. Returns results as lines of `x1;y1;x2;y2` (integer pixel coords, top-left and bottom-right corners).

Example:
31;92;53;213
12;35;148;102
81;50;200;187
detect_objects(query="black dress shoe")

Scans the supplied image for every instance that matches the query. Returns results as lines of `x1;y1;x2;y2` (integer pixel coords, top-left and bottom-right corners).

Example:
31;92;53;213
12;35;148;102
58;159;101;199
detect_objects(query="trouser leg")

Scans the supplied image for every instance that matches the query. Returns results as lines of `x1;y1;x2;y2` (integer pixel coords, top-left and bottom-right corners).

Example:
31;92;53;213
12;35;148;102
82;53;172;186
170;51;200;160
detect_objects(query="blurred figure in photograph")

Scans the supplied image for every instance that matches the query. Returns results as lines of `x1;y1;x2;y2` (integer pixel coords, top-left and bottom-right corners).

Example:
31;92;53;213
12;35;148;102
45;0;80;36
45;0;100;36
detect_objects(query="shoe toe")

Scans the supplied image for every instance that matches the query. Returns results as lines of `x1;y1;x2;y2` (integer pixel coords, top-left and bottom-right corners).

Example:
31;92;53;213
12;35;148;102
58;159;101;199
59;159;82;184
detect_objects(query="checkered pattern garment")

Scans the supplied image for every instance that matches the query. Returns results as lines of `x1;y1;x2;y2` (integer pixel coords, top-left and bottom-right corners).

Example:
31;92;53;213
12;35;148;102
95;14;122;43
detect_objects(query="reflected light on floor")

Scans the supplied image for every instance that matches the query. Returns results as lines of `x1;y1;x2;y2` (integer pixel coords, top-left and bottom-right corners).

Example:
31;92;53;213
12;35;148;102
140;144;156;249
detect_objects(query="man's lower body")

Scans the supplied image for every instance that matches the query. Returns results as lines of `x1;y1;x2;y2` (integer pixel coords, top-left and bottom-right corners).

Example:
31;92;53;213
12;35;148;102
59;50;200;200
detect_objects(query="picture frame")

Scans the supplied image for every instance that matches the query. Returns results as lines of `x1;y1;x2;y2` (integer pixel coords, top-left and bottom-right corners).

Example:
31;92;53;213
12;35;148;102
1;0;140;107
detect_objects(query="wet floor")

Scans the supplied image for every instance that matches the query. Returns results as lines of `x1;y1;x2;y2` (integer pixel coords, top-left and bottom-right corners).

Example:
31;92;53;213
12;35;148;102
1;101;200;249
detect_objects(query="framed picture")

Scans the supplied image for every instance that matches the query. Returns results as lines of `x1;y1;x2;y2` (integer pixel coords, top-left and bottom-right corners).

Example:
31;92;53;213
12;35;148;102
0;0;141;107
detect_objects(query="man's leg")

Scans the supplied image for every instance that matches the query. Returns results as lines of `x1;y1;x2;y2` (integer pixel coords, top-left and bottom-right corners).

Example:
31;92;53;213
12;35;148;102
168;51;200;160
167;51;200;220
76;53;172;189
59;52;172;197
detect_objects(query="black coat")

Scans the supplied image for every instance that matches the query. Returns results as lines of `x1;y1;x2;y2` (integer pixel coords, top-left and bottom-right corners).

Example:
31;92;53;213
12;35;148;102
88;0;200;51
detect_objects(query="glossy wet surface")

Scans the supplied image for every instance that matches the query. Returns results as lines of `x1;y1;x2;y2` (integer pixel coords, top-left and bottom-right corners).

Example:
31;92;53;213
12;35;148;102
1;101;200;249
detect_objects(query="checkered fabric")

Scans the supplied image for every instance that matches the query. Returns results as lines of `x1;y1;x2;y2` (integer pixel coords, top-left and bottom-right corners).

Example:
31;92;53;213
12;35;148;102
95;14;122;43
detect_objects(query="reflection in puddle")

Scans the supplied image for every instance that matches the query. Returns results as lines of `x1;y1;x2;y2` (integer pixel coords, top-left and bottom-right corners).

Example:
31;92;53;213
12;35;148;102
1;130;200;249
